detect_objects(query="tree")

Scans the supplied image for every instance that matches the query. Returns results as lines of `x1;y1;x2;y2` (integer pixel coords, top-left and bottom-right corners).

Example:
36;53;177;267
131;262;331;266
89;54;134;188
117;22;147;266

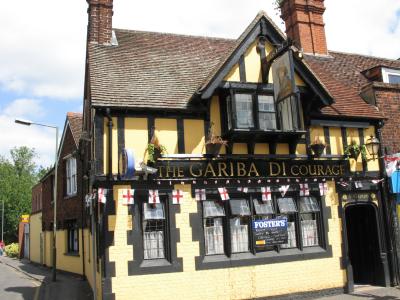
0;146;46;243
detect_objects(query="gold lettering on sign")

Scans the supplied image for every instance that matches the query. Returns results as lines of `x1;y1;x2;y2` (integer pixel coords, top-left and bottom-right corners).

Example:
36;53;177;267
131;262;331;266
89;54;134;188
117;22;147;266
332;165;340;175
177;166;184;178
325;165;333;176
189;164;202;177
158;166;165;178
218;162;229;177
317;165;324;176
291;165;299;176
308;165;317;176
269;162;281;176
204;163;216;177
237;162;247;177
282;162;287;176
166;166;174;177
247;163;260;177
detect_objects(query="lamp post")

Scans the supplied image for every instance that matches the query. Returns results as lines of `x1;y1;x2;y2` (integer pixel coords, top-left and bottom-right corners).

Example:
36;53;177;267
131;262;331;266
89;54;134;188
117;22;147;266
15;119;59;282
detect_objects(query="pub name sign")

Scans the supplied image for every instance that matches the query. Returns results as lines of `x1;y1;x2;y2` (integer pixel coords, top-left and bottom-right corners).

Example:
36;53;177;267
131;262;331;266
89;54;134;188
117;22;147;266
155;159;349;179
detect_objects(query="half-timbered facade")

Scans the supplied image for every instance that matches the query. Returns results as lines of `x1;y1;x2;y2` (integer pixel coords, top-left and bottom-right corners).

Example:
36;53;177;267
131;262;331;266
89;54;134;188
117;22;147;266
82;0;399;299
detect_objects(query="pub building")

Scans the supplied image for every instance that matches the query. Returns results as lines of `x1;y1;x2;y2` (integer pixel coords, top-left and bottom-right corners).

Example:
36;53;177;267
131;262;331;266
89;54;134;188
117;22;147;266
82;0;398;299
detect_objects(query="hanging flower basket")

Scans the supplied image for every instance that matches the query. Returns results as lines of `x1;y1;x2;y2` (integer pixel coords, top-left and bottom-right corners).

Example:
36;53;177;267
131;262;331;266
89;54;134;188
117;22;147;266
310;143;325;157
344;140;367;160
205;122;228;156
206;142;223;156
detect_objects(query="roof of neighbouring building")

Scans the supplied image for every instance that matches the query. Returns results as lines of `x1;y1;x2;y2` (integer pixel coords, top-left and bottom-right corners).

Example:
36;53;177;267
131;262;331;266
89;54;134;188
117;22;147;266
87;13;400;120
67;112;83;146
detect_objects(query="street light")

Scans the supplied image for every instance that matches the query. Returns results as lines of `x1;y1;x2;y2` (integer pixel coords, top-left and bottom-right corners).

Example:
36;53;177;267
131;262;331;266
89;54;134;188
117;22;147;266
365;135;380;160
15;118;59;282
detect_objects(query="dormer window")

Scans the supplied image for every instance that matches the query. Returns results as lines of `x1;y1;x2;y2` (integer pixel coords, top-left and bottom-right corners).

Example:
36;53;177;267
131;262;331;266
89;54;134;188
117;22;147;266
382;68;400;84
227;91;303;133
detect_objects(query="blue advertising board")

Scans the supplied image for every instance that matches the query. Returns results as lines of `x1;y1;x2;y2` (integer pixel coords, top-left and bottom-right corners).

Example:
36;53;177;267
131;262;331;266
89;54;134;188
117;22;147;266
391;171;400;194
252;217;288;247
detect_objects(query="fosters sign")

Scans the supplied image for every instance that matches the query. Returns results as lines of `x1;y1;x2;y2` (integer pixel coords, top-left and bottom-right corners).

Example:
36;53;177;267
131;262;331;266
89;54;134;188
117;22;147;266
155;159;349;179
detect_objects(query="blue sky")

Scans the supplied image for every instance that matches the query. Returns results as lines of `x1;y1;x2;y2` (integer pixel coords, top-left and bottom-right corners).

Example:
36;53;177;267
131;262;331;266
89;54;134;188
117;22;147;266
1;0;399;167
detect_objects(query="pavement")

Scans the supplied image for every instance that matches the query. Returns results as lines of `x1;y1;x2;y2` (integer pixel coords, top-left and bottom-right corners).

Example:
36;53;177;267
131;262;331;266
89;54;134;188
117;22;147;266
0;255;93;300
314;285;400;299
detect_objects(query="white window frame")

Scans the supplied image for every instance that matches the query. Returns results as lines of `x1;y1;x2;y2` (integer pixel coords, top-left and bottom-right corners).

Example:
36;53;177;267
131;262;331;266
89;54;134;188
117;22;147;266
382;67;400;84
66;156;77;196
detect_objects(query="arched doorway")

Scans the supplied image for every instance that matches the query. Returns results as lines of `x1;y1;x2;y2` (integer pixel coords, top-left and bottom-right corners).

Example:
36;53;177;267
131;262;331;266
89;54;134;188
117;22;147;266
345;203;385;286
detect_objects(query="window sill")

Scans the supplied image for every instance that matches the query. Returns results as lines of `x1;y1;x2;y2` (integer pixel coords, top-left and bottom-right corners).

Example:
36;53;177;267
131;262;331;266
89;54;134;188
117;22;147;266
64;193;77;200
140;259;171;268
196;245;332;270
64;252;80;257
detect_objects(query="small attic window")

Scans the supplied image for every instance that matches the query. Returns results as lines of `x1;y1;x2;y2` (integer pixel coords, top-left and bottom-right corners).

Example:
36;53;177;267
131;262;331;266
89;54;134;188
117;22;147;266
382;68;400;84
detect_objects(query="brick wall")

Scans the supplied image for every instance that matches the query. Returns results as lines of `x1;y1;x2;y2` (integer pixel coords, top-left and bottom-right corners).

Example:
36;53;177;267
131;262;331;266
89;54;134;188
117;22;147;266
42;126;84;230
87;0;113;45
373;84;400;154
31;182;42;214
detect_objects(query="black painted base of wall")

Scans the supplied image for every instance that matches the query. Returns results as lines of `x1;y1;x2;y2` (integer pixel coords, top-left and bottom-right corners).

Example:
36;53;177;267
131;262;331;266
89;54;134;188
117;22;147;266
257;287;344;300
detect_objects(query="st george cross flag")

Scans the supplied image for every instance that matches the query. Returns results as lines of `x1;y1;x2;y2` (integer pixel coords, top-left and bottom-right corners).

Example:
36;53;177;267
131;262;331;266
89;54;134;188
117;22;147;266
299;183;309;196
98;188;107;204
279;185;290;197
148;190;160;204
172;189;184;205
237;187;248;193
195;189;206;201
355;181;363;189
218;187;230;201
319;183;328;196
120;189;135;205
261;187;272;201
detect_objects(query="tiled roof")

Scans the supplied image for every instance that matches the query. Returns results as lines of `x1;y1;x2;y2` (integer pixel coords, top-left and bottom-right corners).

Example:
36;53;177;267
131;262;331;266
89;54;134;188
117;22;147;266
304;51;400;119
87;19;400;119
67;112;83;146
88;29;235;110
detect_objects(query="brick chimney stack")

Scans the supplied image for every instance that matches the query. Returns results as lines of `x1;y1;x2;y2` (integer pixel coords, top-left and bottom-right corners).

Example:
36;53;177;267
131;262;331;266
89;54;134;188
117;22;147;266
280;0;328;55
87;0;113;45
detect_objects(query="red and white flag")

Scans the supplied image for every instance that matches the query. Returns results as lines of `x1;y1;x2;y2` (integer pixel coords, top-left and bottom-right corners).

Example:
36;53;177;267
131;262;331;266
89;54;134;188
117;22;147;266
218;187;230;201
195;189;206;201
299;183;309;196
148;190;160;204
279;185;290;197
120;189;135;205
172;189;184;205
261;186;272;201
237;187;248;193
319;183;328;196
98;188;107;204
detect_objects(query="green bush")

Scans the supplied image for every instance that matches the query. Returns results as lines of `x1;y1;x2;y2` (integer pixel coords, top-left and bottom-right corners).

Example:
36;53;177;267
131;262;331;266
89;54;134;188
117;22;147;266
4;243;19;258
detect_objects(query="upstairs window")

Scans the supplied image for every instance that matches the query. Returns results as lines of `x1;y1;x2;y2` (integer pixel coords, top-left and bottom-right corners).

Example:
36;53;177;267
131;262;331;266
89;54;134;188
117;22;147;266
382;68;400;84
228;92;303;132
66;157;77;196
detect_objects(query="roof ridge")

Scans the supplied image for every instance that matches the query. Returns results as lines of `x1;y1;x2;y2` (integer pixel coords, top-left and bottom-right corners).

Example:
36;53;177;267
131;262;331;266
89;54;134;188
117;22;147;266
113;28;235;42
329;50;400;62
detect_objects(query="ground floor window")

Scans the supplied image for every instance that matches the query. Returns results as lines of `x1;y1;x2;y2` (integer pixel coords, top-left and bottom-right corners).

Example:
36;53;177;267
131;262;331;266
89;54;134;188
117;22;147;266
66;220;79;253
200;191;323;257
142;203;166;259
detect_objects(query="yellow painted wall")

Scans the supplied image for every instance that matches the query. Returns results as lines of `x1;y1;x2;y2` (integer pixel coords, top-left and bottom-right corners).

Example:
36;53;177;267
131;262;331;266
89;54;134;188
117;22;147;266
244;41;262;83
254;143;269;154
44;231;53;267
296;144;307;155
155;119;178;154
276;143;289;154
55;229;83;275
365;126;379;171
29;213;42;264
83;228;102;300
125;118;148;163
232;143;248;154
224;63;240;81
329;128;343;155
184;119;205;154
108;183;345;300
346;128;363;172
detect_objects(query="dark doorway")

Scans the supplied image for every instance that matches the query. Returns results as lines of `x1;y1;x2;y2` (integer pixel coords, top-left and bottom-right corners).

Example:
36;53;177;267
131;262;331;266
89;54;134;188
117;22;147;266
345;204;384;286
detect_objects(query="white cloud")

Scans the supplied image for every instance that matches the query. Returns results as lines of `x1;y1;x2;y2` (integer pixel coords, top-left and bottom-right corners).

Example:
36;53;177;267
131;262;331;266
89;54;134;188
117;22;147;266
0;0;399;103
3;98;45;119
0;114;56;168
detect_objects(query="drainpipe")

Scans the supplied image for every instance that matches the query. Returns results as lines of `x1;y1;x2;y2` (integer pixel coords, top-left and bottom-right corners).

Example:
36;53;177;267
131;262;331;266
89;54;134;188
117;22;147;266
105;108;113;180
376;122;396;286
